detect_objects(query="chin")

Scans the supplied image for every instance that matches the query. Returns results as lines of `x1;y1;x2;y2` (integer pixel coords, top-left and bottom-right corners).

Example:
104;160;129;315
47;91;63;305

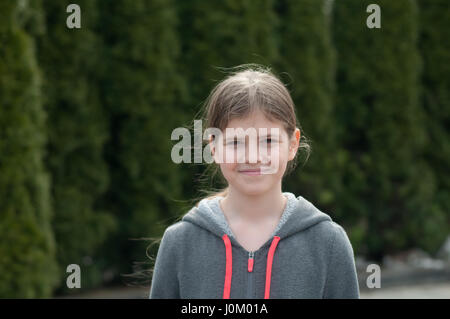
233;183;273;197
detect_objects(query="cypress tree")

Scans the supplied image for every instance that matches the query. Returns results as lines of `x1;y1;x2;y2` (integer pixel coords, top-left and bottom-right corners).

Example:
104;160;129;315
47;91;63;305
35;0;117;292
275;0;339;217
98;0;185;282
0;0;58;297
333;0;436;259
417;0;450;250
178;0;278;112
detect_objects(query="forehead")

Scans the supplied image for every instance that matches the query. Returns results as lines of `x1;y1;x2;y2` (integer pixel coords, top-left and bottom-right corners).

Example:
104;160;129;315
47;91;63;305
225;111;285;132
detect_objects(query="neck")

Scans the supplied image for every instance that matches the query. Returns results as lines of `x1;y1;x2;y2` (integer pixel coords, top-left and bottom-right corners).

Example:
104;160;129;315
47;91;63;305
221;183;287;223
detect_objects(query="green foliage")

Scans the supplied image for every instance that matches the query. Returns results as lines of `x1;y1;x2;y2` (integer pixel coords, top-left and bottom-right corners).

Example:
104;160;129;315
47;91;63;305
417;0;450;251
97;0;185;282
275;0;339;218
0;1;58;297
35;0;117;292
333;0;446;259
178;0;279;110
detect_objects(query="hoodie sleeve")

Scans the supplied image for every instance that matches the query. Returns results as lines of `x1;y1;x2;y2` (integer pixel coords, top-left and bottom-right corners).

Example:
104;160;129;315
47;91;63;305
323;223;360;299
149;225;180;299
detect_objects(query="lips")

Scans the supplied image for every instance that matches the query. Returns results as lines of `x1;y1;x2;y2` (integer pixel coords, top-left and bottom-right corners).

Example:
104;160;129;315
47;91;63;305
238;168;262;175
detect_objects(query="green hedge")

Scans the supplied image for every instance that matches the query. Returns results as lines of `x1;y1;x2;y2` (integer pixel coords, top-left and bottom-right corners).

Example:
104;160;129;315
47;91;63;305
275;0;340;220
35;0;117;293
417;0;450;247
0;1;58;298
96;0;185;283
333;0;446;259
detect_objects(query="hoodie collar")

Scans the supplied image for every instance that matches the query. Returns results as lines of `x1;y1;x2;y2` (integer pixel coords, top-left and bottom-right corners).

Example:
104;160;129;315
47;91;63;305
182;192;332;250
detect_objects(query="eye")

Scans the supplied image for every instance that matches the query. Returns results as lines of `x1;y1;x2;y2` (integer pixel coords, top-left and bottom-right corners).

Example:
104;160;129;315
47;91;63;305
226;139;242;146
261;138;275;144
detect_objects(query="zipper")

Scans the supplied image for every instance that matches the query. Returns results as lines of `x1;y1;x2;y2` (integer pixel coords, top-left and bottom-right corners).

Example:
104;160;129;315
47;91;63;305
246;251;255;298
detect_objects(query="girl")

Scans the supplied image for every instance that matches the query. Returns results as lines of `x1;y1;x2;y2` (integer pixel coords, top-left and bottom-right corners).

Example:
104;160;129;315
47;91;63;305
149;66;360;299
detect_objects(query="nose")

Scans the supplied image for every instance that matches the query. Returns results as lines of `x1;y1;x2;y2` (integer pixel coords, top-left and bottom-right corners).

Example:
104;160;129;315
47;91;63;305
240;137;270;165
245;138;259;164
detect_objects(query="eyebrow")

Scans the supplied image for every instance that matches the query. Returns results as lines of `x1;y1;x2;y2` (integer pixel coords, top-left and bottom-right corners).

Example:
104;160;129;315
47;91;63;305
260;134;275;138
258;133;281;139
223;134;279;141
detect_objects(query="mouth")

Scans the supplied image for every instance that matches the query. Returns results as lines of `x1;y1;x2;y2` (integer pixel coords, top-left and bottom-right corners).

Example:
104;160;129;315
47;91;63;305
238;168;262;176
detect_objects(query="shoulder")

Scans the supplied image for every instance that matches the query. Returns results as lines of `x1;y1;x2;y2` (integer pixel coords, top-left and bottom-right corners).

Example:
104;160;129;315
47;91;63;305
300;219;356;279
155;221;196;260
295;194;351;245
301;217;354;256
161;219;207;248
163;220;199;241
319;220;352;247
320;220;355;260
321;220;349;240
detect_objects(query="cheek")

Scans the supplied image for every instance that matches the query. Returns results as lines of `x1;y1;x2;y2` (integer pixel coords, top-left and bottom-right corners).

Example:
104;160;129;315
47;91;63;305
282;142;293;160
280;146;291;163
219;163;238;179
267;144;290;172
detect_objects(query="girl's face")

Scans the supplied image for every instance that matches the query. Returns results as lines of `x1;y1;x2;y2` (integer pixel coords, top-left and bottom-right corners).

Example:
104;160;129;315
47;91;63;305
211;110;300;196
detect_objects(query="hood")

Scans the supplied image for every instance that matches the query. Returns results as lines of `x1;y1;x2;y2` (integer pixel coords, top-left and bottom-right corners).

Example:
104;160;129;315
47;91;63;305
181;192;332;299
182;191;332;249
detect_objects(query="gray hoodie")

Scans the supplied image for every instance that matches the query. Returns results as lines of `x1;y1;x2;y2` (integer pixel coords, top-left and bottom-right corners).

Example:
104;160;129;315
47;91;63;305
149;192;360;299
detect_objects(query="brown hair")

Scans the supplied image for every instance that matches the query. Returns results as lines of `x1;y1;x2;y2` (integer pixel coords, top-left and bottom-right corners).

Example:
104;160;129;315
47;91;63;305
193;64;311;206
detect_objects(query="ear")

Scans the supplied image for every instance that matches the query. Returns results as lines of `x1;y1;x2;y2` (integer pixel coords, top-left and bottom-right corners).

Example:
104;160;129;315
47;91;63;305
288;128;300;161
209;134;215;156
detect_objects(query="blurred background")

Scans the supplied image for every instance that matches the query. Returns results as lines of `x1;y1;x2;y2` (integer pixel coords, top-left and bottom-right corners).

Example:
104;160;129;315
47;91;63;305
0;0;449;298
